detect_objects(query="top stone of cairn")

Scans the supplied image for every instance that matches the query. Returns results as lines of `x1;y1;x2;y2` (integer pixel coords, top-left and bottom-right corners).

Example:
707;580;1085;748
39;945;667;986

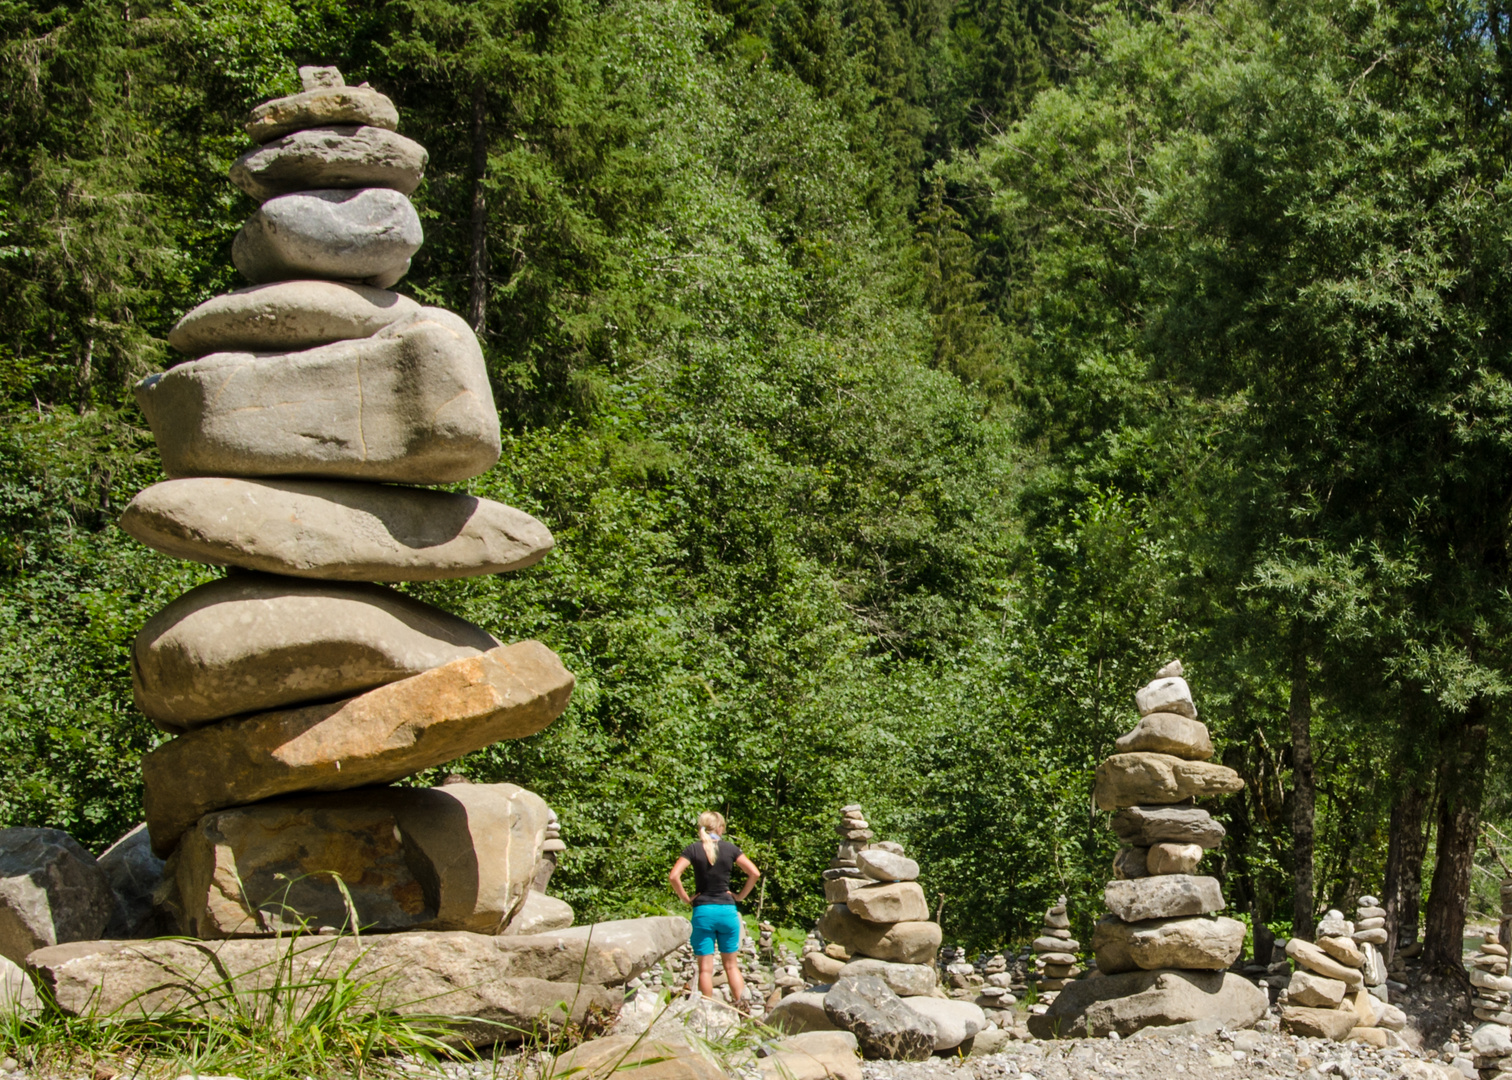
247;67;399;144
1134;673;1196;719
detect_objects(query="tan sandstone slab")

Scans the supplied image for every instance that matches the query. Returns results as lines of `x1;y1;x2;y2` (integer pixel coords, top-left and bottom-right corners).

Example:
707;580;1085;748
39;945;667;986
168;281;420;356
133;573;500;730
247;85;400;144
122;479;553;583
1287;970;1348;1008
142;640;573;855
1094;753;1244;811
1282;1006;1357;1041
173;783;549;938
551;1035;730;1080
26;917;688;1043
1114;713;1212;760
816;905;941;965
1104;875;1225;923
232;126;428;202
1146;842;1204;876
1091;915;1244;974
137;308;501;485
1286;938;1364;989
1110;805;1226;849
846;882;930;924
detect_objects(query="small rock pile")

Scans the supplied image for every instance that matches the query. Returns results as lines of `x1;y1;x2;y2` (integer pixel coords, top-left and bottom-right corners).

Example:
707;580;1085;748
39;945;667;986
1355;894;1389;991
1469;931;1512;1059
1280;908;1407;1044
1031;660;1266;1038
975;952;1018;1025
1031;896;1080;998
817;829;942;986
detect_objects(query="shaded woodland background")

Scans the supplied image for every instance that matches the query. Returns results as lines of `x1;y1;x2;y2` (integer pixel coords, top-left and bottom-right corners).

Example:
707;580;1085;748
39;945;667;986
4;0;1512;973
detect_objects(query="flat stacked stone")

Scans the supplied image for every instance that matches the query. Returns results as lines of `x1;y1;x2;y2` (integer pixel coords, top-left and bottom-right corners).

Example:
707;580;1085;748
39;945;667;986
1030;897;1080;998
1470;930;1512;1075
1033;660;1264;1038
123;66;574;938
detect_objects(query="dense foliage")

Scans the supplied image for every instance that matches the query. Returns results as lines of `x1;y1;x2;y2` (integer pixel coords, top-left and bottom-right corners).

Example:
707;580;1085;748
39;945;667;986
4;0;1512;960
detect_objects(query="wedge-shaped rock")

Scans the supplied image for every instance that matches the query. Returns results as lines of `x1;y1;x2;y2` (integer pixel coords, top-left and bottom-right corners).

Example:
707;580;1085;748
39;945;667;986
168;281;420;356
816;905;941;965
123;479;553;583
1287;970;1348;1008
233;188;421;287
142;640;573;854
1092;915;1244;974
1111;805;1226;849
1115;713;1212;760
98;824;173;939
137;308;501;484
1026;969;1266;1039
1104;875;1224;923
248;84;399;143
174;784;548;938
0;828;114;965
133;574;499;730
232;126;427;202
1281;1006;1357;1041
1286;938;1364;989
847;882;929;924
1147;842;1204;875
1094;753;1243;810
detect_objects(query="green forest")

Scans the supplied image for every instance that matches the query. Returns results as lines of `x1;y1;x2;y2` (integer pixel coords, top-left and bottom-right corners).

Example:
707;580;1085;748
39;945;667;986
3;0;1512;972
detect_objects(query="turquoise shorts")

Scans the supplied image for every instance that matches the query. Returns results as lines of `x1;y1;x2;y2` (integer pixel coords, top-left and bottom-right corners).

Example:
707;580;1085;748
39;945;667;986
690;904;742;956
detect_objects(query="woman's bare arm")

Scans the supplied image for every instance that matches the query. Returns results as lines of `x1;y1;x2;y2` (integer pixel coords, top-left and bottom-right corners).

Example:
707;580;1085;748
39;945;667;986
669;856;693;904
733;853;760;901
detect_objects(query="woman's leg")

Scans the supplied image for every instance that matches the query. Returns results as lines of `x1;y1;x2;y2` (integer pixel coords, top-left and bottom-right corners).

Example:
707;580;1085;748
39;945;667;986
720;951;746;1003
697;953;716;998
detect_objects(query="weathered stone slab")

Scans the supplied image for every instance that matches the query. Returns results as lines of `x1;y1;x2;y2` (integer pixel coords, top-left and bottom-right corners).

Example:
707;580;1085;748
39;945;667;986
1115;713;1212;760
1287;970;1348;1008
1094;754;1243;810
898;996;984;1051
1104;876;1224;923
1318;935;1364;968
824;976;935;1061
1281;1006;1356;1041
234;188;421;287
98;824;173;939
817;905;940;965
142;640;573;854
174;784;548;938
1286;938;1364;989
803;950;846;984
232;126;427;202
248;85;399;143
1135;677;1196;719
551;1035;729;1080
856;850;918;883
503;891;574;936
846;882;929;924
836;959;937;997
1092;915;1244;974
825;877;869;904
0;828;113;966
1027;969;1266;1039
133;574;500;730
28;929;659;1043
137;308;501;484
1110;806;1226;849
756;1031;861;1080
122;479;552;583
168;281;420;356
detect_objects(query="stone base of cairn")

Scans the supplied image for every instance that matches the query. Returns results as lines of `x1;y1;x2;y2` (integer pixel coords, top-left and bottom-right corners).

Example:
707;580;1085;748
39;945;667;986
1030;896;1081;1000
1030;661;1267;1038
6;67;685;1040
1280;905;1405;1043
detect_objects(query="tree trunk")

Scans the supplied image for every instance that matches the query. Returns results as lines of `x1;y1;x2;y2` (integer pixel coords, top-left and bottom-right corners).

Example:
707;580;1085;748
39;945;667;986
1422;707;1489;976
1383;781;1429;961
1288;639;1317;939
467;78;489;334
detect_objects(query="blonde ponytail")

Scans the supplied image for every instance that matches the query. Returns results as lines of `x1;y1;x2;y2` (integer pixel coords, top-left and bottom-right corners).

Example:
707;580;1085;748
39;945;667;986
697;811;726;864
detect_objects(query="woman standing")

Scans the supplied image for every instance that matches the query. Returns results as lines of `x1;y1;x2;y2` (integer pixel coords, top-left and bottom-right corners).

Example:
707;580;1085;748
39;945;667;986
668;811;761;1004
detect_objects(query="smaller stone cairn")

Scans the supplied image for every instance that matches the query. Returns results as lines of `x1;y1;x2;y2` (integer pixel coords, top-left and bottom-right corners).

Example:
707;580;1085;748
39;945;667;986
975;951;1018;1023
1469;930;1512;1076
1355;894;1389;993
1031;896;1080;1000
1280;906;1407;1043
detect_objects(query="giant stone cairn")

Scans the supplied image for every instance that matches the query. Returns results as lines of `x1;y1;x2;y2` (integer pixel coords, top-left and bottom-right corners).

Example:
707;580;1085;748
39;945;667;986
122;67;574;938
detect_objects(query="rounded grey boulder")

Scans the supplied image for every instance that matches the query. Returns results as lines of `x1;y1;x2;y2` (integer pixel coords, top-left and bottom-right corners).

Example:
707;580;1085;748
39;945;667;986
233;188;422;287
133;573;501;730
168;281;421;356
231;126;428;202
0;828;114;966
121;478;554;582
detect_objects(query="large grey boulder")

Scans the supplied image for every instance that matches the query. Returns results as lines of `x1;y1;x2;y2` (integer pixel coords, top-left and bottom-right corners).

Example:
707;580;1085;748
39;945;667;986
1092;915;1245;974
234;188;421;287
133;573;500;730
142;640;574;854
28;931;641;1044
837;958;937;997
0;828;114;965
1114;713;1212;760
856;849;919;883
1094;753;1243;810
1104;876;1225;923
1110;805;1226;849
247;83;399;143
98;824;174;939
121;479;553;582
231;126;427;202
174;784;549;938
846;882;929;924
136;308;502;485
816;905;940;965
1026;969;1267;1038
823;975;936;1060
168;281;420;356
898;997;985;1051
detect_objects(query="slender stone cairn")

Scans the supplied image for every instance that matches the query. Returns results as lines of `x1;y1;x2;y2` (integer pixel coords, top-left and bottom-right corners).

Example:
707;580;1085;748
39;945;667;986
976;951;1017;1020
1281;909;1373;1041
121;67;575;938
1355;894;1389;994
1031;660;1267;1037
1469;931;1512;1074
1031;896;1081;999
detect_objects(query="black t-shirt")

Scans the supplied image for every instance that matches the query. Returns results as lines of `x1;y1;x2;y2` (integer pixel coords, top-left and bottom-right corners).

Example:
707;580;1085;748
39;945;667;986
682;840;743;906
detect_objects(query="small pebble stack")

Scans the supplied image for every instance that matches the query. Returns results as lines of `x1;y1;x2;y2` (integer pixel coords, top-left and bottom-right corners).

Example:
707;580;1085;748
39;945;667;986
121;67;577;940
1469;929;1512;1075
1090;661;1248;980
1031;897;1080;998
1280;908;1375;1041
1355;894;1389;991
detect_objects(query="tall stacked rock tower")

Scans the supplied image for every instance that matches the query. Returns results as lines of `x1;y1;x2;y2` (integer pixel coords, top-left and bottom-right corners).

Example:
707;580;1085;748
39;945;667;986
120;68;576;938
1030;661;1267;1037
